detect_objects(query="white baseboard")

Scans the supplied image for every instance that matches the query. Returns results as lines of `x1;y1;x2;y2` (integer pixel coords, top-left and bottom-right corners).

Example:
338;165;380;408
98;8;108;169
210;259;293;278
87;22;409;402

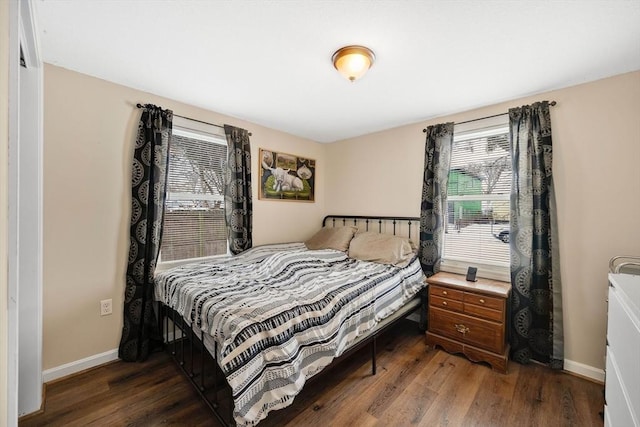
41;333;184;384
42;349;119;383
40;345;605;387
564;358;605;383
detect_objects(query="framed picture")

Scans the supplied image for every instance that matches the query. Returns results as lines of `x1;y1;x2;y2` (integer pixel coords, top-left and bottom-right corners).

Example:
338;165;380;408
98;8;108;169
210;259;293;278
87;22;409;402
259;148;315;202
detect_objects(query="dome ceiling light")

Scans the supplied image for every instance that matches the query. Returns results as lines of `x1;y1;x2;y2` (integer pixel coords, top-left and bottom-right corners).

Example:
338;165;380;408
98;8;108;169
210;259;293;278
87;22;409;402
332;45;375;82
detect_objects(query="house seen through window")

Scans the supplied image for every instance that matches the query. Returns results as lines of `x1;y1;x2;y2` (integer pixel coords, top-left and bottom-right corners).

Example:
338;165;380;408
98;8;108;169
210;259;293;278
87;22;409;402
441;117;511;277
159;119;228;262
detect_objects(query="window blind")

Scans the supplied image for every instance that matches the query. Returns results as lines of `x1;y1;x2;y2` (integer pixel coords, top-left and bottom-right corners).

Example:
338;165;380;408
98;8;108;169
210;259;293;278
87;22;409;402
160;127;228;262
442;124;511;268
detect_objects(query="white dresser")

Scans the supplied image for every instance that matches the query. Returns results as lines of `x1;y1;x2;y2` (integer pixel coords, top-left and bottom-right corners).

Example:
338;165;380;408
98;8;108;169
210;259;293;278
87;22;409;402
605;272;640;427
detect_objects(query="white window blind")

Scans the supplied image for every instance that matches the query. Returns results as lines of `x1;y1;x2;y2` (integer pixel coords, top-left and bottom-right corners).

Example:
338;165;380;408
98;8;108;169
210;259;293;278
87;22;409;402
160;123;228;262
442;120;511;271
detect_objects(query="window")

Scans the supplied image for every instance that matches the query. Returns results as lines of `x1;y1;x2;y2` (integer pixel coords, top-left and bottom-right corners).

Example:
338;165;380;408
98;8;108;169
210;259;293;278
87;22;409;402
159;117;228;264
441;116;511;279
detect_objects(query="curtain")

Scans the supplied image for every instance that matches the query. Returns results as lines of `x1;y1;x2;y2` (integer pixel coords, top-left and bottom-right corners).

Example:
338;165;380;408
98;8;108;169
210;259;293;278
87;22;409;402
223;125;253;254
119;104;172;362
419;123;454;277
509;101;563;368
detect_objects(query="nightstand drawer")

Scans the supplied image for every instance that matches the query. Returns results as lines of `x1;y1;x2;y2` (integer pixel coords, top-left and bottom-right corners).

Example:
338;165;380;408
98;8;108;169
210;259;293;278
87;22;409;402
430;295;463;312
463;292;503;310
463;303;503;322
429;285;463;301
429;306;505;354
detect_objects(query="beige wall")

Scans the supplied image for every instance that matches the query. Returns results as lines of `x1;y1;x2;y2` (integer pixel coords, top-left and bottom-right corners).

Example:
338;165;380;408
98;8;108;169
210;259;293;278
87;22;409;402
327;71;640;371
42;64;326;370
0;1;10;423
42;63;640;373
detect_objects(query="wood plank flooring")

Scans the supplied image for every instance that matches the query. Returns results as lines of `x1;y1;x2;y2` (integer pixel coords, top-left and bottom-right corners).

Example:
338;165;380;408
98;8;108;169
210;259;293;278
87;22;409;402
20;320;604;426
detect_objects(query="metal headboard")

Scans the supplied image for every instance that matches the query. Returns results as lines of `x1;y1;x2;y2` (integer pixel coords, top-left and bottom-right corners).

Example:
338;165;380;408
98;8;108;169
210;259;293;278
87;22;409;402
609;255;640;275
322;215;420;240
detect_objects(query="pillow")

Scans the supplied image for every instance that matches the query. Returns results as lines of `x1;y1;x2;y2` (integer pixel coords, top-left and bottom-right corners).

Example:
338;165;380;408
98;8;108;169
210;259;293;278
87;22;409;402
304;226;357;252
348;232;416;267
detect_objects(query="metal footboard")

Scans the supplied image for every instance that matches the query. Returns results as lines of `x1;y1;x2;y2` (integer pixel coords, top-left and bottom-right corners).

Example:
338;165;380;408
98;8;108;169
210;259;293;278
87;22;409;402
160;296;422;426
161;305;233;426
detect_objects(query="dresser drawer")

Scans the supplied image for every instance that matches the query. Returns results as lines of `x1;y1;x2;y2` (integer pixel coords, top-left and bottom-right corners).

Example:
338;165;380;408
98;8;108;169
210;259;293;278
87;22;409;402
606;283;640;423
429;307;505;354
430;285;463;301
605;349;636;427
430;295;463;312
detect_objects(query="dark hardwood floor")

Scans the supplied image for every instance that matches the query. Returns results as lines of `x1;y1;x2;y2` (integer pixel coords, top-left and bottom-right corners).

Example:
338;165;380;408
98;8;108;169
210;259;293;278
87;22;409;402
20;321;604;426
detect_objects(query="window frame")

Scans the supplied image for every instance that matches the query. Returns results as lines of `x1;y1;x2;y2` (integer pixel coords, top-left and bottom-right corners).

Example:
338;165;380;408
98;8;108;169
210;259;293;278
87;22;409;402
156;117;229;272
439;116;511;282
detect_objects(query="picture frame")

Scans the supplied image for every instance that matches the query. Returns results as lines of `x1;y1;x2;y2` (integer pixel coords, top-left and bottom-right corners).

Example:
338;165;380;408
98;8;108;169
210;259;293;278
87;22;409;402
259;148;315;202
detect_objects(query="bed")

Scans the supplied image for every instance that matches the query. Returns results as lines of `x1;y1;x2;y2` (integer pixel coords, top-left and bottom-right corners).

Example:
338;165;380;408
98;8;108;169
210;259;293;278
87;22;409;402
154;215;426;426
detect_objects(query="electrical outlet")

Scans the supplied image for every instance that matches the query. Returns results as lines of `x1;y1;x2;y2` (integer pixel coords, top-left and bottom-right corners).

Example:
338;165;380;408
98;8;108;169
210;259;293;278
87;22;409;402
100;299;113;316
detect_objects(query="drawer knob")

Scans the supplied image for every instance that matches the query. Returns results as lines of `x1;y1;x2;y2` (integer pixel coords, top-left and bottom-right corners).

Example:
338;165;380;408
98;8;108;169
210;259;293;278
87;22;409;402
455;324;470;334
442;301;448;306
479;298;485;304
442;290;448;295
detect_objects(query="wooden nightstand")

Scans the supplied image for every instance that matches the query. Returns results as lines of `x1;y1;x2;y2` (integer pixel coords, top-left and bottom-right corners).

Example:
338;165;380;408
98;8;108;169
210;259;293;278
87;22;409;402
426;272;511;373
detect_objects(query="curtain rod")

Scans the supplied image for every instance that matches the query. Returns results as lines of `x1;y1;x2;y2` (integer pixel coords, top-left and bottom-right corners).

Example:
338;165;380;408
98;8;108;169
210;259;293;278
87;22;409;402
422;100;556;132
136;103;252;136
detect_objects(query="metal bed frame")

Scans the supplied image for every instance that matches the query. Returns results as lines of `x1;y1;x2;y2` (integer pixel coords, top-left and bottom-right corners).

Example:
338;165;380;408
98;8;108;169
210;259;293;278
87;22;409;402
159;215;425;426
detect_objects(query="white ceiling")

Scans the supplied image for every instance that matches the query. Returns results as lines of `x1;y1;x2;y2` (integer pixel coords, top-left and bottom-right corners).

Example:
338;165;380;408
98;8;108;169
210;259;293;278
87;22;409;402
34;0;640;143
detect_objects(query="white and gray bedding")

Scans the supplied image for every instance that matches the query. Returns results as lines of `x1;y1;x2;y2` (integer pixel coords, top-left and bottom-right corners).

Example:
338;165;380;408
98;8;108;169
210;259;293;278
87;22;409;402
154;242;425;426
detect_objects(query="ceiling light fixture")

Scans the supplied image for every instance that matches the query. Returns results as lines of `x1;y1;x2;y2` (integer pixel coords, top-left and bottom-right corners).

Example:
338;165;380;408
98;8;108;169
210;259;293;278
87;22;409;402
332;45;375;82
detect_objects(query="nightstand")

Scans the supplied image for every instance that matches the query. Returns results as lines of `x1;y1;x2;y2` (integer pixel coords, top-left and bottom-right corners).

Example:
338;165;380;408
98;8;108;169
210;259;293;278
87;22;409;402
425;272;511;373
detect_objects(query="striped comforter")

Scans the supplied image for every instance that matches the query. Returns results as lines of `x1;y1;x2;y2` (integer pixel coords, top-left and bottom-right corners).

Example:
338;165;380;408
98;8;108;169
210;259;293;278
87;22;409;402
154;242;425;426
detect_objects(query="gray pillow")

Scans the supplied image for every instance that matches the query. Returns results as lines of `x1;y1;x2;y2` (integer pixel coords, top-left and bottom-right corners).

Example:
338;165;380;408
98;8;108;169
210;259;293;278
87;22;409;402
304;226;358;252
348;232;416;267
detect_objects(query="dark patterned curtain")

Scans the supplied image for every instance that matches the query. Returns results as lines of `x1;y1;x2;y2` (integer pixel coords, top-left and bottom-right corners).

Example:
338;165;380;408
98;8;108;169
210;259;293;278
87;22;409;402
119;105;172;362
223;125;252;254
419;123;454;276
509;101;563;368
